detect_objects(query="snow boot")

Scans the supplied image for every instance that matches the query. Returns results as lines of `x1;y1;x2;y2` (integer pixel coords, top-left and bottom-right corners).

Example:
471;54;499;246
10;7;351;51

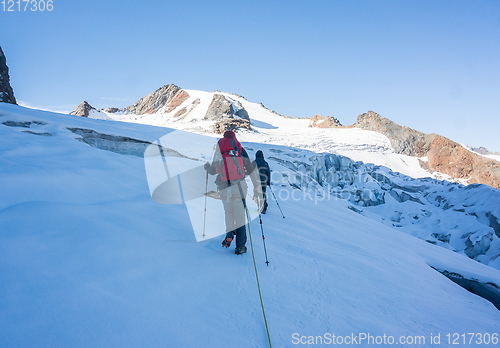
222;237;232;248
235;246;247;255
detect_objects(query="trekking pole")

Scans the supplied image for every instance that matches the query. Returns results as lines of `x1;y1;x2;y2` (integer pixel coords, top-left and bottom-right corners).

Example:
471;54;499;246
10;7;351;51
202;170;209;238
259;213;270;266
202;144;217;239
268;186;285;219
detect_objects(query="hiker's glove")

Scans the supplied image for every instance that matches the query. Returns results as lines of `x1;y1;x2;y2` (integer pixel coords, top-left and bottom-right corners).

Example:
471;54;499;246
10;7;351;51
204;162;210;171
253;195;259;205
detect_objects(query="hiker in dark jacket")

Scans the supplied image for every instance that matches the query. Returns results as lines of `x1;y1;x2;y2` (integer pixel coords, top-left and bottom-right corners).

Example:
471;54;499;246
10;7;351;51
204;130;262;255
254;150;271;214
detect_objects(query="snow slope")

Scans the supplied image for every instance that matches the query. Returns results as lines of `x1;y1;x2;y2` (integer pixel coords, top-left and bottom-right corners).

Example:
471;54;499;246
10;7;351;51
1;103;500;347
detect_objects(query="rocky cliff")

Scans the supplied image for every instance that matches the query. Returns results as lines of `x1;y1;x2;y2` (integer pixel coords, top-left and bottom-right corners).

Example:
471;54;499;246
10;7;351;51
204;94;252;133
0;46;17;104
427;135;500;189
354;111;500;189
204;94;234;120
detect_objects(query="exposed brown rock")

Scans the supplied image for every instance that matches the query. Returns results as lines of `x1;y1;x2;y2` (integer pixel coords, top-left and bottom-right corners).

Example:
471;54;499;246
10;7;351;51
165;90;189;113
0;46;16;104
309;114;342;128
123;84;189;115
213;119;252;134
427;135;500;188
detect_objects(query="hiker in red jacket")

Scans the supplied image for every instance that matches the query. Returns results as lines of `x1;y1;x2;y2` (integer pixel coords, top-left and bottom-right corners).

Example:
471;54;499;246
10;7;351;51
204;130;262;255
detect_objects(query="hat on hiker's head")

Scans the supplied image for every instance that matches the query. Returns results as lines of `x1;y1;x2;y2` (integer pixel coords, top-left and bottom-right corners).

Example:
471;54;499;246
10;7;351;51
223;130;236;139
256;150;264;158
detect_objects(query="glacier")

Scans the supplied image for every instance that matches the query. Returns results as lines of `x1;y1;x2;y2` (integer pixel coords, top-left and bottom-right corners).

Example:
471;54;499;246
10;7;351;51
1;102;500;347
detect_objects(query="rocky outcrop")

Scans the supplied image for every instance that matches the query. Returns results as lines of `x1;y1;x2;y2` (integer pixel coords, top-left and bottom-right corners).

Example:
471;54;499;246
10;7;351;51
103;107;119;113
70;101;96;117
309;114;342;128
204;94;234;120
0;46;16;104
213;119;252;134
123;84;189;115
355;111;434;157
204;94;251;123
354;111;500;189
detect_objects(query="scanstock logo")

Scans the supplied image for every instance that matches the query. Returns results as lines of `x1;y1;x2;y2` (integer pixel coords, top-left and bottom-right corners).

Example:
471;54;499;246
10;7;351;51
143;130;263;241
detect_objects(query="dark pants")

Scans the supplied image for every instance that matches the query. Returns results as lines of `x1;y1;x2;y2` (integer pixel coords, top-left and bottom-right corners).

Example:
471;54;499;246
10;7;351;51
261;185;268;213
220;180;247;249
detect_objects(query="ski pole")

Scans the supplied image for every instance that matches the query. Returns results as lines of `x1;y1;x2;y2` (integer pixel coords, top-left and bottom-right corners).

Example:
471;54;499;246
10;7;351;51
259;213;270;266
268;186;285;219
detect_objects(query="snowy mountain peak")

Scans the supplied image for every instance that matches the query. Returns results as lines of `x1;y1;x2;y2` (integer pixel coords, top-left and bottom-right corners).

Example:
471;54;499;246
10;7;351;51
69;100;96;117
70;84;189;117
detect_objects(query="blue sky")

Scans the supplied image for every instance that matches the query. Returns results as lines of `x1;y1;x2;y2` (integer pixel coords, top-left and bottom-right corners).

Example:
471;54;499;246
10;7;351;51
1;0;499;151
